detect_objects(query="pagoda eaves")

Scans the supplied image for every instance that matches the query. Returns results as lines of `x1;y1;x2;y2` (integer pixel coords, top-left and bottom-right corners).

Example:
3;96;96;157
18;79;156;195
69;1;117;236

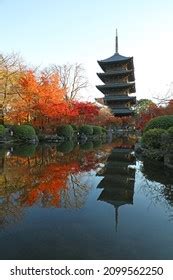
97;70;134;82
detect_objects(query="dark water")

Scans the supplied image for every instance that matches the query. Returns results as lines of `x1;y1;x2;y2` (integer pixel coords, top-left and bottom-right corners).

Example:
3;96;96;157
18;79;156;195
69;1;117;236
0;138;173;260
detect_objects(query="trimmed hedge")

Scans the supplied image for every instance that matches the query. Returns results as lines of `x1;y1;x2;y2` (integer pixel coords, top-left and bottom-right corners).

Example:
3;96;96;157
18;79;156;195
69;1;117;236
144;115;173;132
57;125;74;139
71;125;78;132
142;128;166;149
0;125;5;137
13;125;36;141
80;141;93;150
101;127;107;134
92;126;103;135
167;126;173;136
79;125;93;136
93;139;102;148
13;145;36;157
57;141;74;153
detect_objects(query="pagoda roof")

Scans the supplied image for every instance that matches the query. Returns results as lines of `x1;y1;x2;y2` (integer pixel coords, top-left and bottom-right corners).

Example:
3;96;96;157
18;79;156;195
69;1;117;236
98;174;135;187
96;82;135;94
111;108;134;115
98;53;132;63
98;189;134;207
97;69;135;82
104;95;136;103
98;53;134;71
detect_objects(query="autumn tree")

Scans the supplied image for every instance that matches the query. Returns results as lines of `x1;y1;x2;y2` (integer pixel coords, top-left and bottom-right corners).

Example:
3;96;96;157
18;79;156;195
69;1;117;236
10;70;39;123
0;53;26;124
94;107;113;126
70;101;99;125
135;99;173;131
135;99;156;115
165;99;173;115
7;70;68;127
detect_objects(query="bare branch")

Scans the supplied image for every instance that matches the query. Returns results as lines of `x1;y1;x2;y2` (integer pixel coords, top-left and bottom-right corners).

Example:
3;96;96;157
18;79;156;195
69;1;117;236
50;63;88;100
153;82;173;106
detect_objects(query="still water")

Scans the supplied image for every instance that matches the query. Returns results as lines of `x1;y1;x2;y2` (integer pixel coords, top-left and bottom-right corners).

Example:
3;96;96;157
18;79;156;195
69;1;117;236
0;138;173;260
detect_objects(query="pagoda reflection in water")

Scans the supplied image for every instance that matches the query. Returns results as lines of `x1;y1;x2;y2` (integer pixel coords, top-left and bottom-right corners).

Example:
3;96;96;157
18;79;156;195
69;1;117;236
97;145;136;231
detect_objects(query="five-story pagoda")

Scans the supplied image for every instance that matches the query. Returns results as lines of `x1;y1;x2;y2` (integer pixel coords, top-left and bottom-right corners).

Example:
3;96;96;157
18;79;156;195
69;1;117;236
96;30;136;116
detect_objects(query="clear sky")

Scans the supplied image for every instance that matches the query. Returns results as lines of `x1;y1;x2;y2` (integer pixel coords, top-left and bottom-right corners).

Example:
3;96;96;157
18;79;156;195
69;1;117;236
1;0;173;101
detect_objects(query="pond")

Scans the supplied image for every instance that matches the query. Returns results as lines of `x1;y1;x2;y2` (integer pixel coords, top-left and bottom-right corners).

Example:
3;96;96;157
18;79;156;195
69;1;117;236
0;138;173;260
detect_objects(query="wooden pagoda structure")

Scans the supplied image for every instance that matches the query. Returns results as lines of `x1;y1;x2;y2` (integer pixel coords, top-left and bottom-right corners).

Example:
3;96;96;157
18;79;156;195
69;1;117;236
96;30;136;116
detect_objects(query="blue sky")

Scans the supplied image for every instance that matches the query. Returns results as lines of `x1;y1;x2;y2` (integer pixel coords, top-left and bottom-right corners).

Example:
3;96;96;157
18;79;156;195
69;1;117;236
1;0;173;101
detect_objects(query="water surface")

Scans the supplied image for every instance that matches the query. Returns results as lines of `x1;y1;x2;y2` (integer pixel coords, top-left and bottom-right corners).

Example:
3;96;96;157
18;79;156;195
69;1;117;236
0;139;173;259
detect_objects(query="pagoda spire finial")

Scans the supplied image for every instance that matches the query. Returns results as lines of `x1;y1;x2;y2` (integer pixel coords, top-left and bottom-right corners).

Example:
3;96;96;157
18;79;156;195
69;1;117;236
115;28;118;53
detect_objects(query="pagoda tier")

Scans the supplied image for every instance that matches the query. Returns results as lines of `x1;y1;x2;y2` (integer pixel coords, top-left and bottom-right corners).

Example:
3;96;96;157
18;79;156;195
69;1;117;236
96;82;135;94
97;69;134;83
98;53;134;72
111;108;133;116
104;95;136;103
96;33;136;117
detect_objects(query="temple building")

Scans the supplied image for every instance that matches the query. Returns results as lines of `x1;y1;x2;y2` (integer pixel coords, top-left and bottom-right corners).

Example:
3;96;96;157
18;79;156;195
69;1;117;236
96;30;136;116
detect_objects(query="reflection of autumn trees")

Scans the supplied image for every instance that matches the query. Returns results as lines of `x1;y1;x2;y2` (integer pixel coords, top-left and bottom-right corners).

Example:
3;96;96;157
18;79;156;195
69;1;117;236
0;155;25;227
0;143;110;227
21;162;80;207
0;194;23;228
21;144;110;208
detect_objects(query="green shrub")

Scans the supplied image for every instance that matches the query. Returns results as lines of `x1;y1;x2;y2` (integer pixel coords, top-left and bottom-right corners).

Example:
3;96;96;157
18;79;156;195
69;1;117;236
13;125;36;141
102;127;107;134
167;126;173;136
57;125;74;139
13;145;36;157
79;125;93;136
0;125;5;137
93;139;102;148
57;141;74;153
80;141;93;150
142;128;166;149
92;126;103;135
144;115;173;132
71;125;78;132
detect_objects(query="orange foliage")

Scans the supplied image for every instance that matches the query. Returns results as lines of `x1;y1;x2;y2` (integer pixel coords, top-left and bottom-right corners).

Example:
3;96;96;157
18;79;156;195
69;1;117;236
70;101;99;124
7;70;39;123
22;162;80;206
7;70;101;128
7;70;68;125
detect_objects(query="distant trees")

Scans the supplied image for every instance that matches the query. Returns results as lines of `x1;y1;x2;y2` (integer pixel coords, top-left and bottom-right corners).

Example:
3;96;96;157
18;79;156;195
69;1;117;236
135;99;156;115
